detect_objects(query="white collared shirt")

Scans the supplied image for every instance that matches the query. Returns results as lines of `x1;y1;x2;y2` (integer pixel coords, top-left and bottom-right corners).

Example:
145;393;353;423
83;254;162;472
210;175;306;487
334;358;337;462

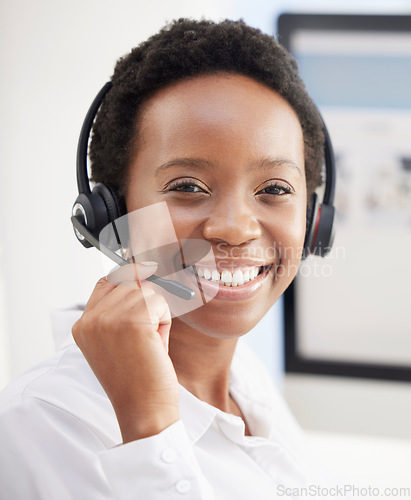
0;305;340;499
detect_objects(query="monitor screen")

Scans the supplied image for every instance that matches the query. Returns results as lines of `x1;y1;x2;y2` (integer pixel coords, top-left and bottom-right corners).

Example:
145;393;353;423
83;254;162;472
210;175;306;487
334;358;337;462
278;14;411;379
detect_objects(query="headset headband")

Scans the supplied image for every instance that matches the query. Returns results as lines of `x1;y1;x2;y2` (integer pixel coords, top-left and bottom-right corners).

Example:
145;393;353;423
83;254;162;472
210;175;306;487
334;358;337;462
77;82;113;195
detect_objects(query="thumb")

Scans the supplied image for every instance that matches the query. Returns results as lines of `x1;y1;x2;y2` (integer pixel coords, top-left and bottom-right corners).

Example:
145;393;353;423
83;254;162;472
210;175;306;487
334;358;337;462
107;261;158;286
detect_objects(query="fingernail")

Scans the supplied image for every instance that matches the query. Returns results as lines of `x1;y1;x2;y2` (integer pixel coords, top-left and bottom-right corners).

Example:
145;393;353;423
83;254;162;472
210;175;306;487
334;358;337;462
140;261;158;267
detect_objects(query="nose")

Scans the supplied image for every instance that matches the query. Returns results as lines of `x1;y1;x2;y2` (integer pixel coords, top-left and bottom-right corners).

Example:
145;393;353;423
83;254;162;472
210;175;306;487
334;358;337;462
201;194;263;246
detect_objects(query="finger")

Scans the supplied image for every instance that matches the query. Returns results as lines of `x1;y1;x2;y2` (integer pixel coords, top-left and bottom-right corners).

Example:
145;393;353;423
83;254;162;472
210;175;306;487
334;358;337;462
108;261;158;286
83;261;157;314
158;307;172;352
98;281;156;317
134;293;172;351
83;276;117;313
87;279;154;318
83;273;153;315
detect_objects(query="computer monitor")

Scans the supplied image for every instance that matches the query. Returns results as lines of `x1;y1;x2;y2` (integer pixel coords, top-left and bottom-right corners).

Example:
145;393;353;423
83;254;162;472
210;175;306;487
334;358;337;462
278;14;411;381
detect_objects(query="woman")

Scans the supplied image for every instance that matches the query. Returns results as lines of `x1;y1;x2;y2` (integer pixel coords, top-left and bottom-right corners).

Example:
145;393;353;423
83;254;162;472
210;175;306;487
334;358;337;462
0;18;337;499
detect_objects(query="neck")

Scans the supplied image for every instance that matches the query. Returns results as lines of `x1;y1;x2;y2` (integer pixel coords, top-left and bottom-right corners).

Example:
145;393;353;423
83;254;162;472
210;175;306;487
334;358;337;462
169;317;238;413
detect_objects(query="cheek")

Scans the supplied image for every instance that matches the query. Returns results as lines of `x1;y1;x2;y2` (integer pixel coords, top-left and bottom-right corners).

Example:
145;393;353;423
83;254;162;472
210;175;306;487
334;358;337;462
166;206;201;238
269;202;307;265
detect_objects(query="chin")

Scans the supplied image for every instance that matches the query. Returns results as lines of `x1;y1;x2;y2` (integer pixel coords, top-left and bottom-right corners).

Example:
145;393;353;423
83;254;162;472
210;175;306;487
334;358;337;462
172;291;280;340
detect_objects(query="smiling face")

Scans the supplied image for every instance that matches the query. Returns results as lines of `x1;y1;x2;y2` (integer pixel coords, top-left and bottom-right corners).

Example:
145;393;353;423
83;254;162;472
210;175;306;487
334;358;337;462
125;73;307;339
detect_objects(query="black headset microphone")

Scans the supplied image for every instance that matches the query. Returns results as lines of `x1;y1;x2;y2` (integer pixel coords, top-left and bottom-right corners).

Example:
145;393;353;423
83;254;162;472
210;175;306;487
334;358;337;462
71;82;337;299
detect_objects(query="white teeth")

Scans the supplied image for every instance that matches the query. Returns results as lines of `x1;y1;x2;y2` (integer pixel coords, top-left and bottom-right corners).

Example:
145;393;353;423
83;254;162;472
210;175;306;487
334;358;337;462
221;270;232;283
211;270;220;282
232;269;244;286
192;266;264;286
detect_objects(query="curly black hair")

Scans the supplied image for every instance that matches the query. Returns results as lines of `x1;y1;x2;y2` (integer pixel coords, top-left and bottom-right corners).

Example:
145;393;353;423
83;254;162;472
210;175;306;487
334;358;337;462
89;18;324;200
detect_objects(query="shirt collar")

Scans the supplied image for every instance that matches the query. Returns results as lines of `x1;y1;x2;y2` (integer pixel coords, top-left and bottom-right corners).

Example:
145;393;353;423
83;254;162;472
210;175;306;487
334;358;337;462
177;378;251;446
177;341;276;445
178;384;218;444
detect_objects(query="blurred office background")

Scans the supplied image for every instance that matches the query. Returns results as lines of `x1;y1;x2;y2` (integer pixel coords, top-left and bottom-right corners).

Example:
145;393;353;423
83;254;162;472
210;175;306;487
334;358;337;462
1;0;410;492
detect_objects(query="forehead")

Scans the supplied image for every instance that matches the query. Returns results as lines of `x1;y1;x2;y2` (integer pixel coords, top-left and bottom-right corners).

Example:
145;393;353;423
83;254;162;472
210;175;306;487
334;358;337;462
129;73;305;182
137;73;303;141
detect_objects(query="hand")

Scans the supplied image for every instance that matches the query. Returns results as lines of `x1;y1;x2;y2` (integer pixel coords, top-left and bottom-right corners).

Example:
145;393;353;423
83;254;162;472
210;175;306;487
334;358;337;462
72;262;179;443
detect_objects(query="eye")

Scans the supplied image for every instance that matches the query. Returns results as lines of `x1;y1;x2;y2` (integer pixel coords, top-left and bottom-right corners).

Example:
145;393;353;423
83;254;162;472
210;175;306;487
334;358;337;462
257;181;293;196
167;179;207;193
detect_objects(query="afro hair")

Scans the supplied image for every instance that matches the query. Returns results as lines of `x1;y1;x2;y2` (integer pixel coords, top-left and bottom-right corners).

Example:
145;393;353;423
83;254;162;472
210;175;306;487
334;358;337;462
89;18;324;201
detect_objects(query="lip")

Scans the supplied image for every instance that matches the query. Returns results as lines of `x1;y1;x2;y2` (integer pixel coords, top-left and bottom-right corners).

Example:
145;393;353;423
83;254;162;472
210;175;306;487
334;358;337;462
184;264;274;302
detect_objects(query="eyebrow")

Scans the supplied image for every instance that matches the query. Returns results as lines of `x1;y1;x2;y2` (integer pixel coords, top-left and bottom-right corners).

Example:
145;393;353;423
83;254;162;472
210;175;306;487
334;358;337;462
154;156;303;177
256;157;303;176
155;158;214;176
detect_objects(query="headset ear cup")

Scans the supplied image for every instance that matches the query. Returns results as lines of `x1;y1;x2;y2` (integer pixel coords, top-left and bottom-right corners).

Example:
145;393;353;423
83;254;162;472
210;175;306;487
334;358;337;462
72;190;111;248
311;204;336;257
303;193;319;260
92;182;128;251
92;183;126;223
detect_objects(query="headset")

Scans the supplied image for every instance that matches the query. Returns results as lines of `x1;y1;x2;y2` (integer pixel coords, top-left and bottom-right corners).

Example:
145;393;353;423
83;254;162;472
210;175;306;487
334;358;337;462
71;82;337;295
304;118;337;259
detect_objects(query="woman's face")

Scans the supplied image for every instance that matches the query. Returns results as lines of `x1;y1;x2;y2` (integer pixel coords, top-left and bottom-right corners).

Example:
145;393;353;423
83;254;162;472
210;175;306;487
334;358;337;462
125;73;307;339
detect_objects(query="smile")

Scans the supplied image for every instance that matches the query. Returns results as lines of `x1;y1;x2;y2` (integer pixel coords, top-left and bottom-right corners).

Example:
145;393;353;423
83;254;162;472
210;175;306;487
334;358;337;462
184;264;274;301
191;265;269;286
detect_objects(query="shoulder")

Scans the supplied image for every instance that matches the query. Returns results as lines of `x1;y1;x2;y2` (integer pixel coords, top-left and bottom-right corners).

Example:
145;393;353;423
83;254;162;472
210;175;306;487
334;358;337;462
0;343;120;446
0;346;118;499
